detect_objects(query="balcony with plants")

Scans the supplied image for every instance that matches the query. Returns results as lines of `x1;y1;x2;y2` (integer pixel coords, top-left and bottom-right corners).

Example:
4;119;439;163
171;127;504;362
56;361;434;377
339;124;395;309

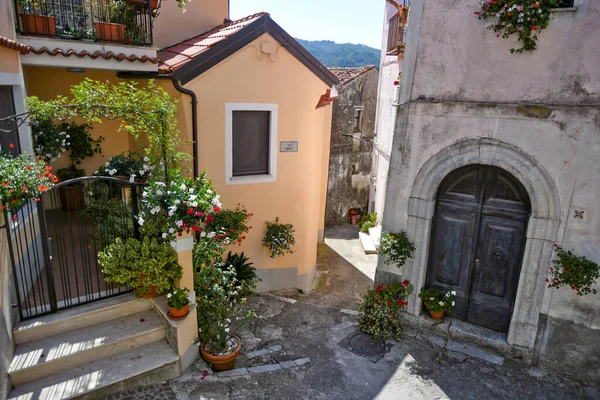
14;0;156;46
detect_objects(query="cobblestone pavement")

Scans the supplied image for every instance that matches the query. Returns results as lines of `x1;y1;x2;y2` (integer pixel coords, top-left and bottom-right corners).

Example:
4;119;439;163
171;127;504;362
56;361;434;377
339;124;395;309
104;242;597;400
102;382;176;400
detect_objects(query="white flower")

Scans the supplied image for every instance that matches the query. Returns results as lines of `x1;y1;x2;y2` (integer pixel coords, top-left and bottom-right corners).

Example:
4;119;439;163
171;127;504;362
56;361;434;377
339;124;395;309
189;188;194;194
176;220;183;227
105;161;110;167
169;228;175;234
180;183;187;190
168;209;175;217
129;175;136;183
156;182;166;187
167;293;172;298
225;327;230;333
207;189;212;194
174;199;180;205
138;217;145;226
142;191;148;198
429;297;434;301
143;157;149;162
200;231;206;238
189;194;197;201
108;169;116;176
207;232;216;239
162;233;168;239
438;301;444;306
191;201;198;207
452;301;455;306
451;291;456;295
156;190;163;196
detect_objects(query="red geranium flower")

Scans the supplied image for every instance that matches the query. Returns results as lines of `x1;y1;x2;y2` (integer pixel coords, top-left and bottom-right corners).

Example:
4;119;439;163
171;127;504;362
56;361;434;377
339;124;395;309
213;206;221;213
187;208;194;215
387;301;392;306
9;143;14;149
402;280;409;287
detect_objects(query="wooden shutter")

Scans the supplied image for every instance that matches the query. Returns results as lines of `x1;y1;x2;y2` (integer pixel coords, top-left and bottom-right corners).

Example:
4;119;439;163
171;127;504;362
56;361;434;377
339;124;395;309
232;111;270;177
0;86;19;157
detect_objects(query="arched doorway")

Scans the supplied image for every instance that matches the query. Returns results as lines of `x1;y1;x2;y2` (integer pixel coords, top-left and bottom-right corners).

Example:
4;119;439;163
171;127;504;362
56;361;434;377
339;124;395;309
426;165;531;333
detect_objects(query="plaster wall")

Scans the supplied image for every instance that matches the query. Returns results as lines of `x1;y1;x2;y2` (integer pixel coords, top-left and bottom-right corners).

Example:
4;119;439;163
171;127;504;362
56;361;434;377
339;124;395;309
371;1;401;218
181;33;332;292
375;0;600;385
0;212;15;400
325;69;378;226
152;0;229;49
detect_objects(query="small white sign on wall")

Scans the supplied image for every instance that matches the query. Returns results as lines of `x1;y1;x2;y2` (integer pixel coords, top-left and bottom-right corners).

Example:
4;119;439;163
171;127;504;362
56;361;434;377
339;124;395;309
280;141;298;152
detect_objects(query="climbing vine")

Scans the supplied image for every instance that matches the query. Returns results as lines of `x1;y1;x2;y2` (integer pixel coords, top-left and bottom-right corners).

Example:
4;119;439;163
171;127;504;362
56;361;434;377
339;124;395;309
547;245;600;296
26;78;189;182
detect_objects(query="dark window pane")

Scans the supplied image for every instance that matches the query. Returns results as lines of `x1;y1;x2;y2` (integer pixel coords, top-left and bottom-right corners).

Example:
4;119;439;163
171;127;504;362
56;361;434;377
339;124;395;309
0;86;20;157
232;111;270;177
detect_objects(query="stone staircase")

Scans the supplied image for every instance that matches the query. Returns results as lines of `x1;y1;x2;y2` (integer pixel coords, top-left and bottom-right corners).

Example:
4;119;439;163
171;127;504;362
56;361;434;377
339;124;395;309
8;294;181;400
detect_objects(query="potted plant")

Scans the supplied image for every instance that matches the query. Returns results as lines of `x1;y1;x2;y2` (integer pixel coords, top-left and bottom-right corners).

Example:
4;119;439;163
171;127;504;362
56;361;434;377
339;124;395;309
357;280;413;340
418;287;455;320
262;217;296;258
167;287;191;320
94;0;127;42
17;0;57;36
98;237;183;298
195;265;256;371
0;149;57;214
95;151;151;183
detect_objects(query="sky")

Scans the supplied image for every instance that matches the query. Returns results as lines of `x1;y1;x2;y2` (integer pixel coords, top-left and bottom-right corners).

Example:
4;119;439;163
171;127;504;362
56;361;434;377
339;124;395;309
229;0;385;49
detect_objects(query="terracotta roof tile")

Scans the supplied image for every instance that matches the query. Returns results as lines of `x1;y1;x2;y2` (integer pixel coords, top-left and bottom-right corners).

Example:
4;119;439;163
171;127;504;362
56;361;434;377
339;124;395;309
0;35;159;65
328;65;378;86
158;12;269;74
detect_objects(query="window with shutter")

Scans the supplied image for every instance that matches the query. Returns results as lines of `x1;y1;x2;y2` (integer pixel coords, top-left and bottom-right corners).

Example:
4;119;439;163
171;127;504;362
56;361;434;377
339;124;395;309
232;111;270;176
225;103;278;185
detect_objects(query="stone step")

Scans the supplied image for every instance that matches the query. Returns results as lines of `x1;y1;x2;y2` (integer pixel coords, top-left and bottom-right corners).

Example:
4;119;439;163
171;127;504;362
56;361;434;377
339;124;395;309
359;231;377;254
368;225;382;247
9;310;165;386
13;294;152;345
8;341;180;400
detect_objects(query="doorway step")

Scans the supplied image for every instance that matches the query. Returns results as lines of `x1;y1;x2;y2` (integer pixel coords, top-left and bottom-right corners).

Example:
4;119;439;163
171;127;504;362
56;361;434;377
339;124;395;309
359;225;381;254
8;294;180;400
402;312;533;366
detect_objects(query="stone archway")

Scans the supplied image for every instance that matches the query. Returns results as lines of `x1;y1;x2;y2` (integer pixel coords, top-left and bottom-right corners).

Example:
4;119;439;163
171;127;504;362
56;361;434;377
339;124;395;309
403;138;561;350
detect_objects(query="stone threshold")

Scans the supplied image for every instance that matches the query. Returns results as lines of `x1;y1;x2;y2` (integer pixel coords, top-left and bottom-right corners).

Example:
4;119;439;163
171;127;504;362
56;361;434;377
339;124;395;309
402;312;533;365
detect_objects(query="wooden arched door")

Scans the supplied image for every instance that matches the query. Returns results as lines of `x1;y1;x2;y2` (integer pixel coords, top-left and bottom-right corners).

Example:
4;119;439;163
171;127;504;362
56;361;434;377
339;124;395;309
426;165;530;332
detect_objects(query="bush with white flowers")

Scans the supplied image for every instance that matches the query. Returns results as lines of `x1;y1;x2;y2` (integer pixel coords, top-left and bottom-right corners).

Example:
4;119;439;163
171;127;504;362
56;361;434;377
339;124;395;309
262;217;296;258
137;172;222;241
95;151;152;183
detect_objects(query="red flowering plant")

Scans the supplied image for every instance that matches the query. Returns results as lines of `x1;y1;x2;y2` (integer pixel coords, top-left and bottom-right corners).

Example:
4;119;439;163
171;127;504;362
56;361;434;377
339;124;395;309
204;204;253;247
547;244;599;296
475;0;559;53
0;148;58;214
357;280;414;340
137;171;221;241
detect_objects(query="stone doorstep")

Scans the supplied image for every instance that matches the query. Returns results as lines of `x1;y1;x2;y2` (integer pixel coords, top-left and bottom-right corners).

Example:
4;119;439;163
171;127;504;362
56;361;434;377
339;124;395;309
401;313;536;366
246;344;284;359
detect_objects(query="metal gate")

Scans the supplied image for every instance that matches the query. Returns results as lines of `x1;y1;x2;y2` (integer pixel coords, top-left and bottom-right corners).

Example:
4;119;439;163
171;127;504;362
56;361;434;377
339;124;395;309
3;177;142;320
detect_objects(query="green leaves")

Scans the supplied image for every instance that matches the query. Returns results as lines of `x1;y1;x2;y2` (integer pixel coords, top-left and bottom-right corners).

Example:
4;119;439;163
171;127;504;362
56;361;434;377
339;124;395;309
378;231;416;269
98;237;182;297
0;153;57;211
548;246;599;296
418;287;455;313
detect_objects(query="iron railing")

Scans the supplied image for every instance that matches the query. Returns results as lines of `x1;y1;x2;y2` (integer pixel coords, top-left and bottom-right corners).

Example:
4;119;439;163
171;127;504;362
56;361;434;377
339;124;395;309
3;176;142;320
14;0;153;46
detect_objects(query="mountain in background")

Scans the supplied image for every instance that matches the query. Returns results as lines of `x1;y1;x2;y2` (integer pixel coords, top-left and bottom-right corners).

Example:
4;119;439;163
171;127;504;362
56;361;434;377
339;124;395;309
295;39;380;68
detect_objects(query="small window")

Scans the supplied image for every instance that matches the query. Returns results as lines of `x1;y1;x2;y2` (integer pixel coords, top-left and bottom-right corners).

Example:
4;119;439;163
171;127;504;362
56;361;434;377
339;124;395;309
353;107;363;133
0;86;20;157
225;103;278;185
554;0;575;7
232;111;270;176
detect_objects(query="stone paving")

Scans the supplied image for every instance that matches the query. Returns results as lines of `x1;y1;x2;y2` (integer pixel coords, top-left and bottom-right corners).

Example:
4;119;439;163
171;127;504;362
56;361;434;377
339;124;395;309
103;235;598;400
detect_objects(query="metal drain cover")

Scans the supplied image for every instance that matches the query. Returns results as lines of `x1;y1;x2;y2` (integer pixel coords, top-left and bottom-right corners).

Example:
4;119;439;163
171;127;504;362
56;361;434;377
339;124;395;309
337;331;394;363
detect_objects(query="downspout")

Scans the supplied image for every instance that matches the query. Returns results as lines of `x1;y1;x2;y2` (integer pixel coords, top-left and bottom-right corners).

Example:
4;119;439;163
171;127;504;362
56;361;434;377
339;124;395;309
171;78;199;179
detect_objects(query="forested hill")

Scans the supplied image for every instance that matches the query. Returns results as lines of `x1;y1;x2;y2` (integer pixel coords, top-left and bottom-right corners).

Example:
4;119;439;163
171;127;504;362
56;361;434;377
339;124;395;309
295;39;380;68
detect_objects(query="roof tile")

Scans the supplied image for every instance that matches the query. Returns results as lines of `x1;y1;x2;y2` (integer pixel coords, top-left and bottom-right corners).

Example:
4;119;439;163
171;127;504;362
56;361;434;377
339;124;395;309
328;65;378;86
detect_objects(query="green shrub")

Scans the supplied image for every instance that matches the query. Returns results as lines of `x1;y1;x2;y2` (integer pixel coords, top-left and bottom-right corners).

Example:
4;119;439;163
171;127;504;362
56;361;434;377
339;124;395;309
548;245;599;295
99;237;182;296
357;280;413;340
418;287;455;313
359;212;377;229
218;252;260;295
378;231;416;269
361;221;374;233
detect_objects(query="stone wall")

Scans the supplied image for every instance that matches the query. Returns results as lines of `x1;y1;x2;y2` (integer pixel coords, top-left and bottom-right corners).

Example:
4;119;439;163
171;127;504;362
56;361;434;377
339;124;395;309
325;68;378;226
375;0;600;386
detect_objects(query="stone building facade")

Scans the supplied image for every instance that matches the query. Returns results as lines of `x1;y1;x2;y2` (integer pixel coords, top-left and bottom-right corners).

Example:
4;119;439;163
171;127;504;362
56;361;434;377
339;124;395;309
375;0;600;386
325;66;378;226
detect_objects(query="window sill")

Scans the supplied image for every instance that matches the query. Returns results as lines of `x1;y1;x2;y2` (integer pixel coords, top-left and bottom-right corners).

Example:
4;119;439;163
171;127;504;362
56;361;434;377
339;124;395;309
227;174;276;185
551;7;577;13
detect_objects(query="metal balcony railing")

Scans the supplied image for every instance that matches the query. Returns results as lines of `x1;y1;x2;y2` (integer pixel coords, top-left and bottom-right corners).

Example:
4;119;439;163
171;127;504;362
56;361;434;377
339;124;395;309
14;0;153;46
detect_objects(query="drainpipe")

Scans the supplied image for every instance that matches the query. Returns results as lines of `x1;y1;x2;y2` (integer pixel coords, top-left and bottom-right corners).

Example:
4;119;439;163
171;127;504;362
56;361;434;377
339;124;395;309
171;78;199;179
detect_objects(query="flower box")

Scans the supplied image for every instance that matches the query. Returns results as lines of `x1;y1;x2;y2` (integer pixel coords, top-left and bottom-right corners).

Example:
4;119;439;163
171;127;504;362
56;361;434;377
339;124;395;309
20;14;56;36
94;22;125;42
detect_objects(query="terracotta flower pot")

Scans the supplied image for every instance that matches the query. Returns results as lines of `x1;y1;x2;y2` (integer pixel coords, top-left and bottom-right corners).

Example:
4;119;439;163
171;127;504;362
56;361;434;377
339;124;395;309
127;0;159;8
200;336;241;372
429;309;444;320
137;274;157;298
20;14;56;36
168;303;189;320
94;22;125;42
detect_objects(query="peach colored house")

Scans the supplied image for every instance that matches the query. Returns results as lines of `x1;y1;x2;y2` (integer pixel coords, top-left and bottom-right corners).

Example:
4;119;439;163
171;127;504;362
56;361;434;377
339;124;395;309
0;1;337;398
